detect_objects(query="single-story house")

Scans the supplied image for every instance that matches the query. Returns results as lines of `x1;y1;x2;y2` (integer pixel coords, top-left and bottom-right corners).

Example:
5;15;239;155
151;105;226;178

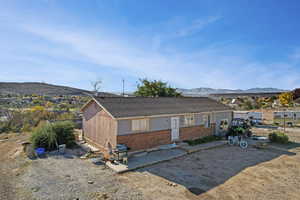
234;111;263;121
81;97;233;154
273;111;300;125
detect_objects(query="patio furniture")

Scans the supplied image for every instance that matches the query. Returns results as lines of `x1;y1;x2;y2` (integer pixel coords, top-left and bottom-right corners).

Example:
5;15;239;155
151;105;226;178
112;144;128;164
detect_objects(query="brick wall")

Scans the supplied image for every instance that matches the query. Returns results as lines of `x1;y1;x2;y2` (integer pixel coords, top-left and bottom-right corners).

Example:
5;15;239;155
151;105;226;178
117;130;171;151
179;124;215;141
117;124;215;151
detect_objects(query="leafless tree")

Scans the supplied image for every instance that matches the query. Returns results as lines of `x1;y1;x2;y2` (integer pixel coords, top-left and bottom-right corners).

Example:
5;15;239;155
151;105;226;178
91;79;102;96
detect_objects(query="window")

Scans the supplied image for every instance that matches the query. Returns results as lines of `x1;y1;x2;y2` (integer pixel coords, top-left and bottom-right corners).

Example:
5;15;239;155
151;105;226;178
184;114;195;126
203;114;211;128
219;119;229;130
132;119;149;131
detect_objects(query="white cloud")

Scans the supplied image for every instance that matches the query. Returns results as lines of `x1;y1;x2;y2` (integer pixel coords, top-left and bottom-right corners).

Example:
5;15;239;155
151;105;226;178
1;4;299;91
176;16;222;37
290;48;300;62
18;22;300;90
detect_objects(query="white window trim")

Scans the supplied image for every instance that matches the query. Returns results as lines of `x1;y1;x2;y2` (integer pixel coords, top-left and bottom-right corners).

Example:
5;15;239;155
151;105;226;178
184;114;195;126
204;114;211;128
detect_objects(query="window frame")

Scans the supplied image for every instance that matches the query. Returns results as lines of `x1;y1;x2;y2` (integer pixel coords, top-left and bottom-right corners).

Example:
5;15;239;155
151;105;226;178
131;118;149;132
203;114;211;128
184;114;195;126
219;119;229;130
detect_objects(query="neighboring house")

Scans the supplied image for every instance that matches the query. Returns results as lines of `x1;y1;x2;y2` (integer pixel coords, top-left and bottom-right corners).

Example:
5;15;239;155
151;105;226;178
81;97;233;154
293;88;300;99
273;111;300;125
234;111;263;122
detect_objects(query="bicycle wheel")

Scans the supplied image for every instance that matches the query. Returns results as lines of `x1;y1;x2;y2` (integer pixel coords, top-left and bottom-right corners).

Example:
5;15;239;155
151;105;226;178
240;140;248;149
228;137;234;145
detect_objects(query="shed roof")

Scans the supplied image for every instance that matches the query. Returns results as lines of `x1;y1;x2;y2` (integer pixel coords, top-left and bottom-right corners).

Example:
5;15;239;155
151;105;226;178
90;97;232;119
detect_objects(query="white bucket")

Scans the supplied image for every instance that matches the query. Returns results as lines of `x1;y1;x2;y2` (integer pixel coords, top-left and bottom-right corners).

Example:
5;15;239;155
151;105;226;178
58;144;66;154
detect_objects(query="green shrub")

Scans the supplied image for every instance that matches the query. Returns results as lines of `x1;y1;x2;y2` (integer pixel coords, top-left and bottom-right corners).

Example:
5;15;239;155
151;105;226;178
268;132;289;144
184;135;222;146
51;121;76;148
30;123;57;150
30;121;75;151
227;127;246;136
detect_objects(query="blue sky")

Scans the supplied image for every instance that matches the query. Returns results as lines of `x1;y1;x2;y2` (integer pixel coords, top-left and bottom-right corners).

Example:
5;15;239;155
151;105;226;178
1;0;300;92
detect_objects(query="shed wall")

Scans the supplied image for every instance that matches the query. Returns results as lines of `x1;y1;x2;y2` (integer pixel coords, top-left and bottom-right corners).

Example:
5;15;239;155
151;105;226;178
82;101;117;152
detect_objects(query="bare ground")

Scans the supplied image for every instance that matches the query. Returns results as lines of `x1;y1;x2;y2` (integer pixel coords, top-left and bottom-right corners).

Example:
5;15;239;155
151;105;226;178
123;145;300;200
17;151;144;200
0;133;32;200
1;128;300;200
120;127;300;200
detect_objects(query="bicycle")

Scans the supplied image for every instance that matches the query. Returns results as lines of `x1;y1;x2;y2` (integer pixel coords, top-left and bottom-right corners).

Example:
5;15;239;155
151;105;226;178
228;135;248;149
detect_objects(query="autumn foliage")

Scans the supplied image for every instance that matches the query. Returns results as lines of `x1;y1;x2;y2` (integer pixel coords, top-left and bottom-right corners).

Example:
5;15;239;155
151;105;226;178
279;92;294;106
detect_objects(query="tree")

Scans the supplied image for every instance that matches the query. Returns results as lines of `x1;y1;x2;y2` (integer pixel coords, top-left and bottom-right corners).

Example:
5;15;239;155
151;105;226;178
134;79;181;97
243;100;253;110
279;92;294;106
91;79;102;95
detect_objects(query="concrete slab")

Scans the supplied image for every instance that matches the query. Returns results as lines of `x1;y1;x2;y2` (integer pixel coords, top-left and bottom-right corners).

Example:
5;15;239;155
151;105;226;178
178;140;227;153
76;141;100;152
106;141;231;173
106;148;187;173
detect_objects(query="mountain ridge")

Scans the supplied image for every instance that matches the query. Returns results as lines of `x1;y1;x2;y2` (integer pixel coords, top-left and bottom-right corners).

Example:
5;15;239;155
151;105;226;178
0;82;116;96
177;87;287;96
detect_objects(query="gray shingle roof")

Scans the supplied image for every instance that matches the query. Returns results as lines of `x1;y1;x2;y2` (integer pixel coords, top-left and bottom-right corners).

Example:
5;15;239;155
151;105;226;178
93;97;232;118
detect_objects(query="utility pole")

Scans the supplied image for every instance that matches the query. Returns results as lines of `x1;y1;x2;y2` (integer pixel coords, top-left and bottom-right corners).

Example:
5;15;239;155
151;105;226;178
122;79;125;96
283;111;287;134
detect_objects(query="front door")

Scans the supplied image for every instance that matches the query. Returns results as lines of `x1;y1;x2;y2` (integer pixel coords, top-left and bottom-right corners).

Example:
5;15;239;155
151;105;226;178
171;117;180;141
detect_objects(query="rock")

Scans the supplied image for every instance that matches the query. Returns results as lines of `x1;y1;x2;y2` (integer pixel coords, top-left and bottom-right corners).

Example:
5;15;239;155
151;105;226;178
101;193;109;199
167;182;177;187
31;186;40;192
88;181;94;184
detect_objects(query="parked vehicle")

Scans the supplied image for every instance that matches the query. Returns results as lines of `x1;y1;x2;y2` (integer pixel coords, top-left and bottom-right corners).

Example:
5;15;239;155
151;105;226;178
234;111;263;126
226;118;252;138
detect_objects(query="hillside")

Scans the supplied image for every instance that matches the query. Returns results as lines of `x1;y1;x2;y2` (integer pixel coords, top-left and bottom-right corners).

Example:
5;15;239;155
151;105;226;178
177;87;287;96
0;82;115;96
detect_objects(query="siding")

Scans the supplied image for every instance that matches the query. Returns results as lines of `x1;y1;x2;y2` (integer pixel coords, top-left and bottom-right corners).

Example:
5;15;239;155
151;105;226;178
82;101;117;151
117;117;171;135
117;112;215;135
214;111;233;136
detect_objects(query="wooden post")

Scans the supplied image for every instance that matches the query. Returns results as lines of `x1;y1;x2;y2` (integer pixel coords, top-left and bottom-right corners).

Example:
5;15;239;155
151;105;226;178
283;112;287;133
122;79;125;96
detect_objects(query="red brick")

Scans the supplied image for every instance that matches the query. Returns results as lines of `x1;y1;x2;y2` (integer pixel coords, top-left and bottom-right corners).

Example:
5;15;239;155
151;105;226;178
117;124;215;151
117;130;171;151
179;124;215;141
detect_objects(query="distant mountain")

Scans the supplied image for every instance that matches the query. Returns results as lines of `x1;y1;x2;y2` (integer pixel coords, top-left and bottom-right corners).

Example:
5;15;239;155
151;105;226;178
0;82;116;96
177;87;287;97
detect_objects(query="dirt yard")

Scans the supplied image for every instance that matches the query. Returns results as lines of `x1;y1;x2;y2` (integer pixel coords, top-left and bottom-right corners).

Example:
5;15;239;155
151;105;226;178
1;129;300;200
123;145;300;200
